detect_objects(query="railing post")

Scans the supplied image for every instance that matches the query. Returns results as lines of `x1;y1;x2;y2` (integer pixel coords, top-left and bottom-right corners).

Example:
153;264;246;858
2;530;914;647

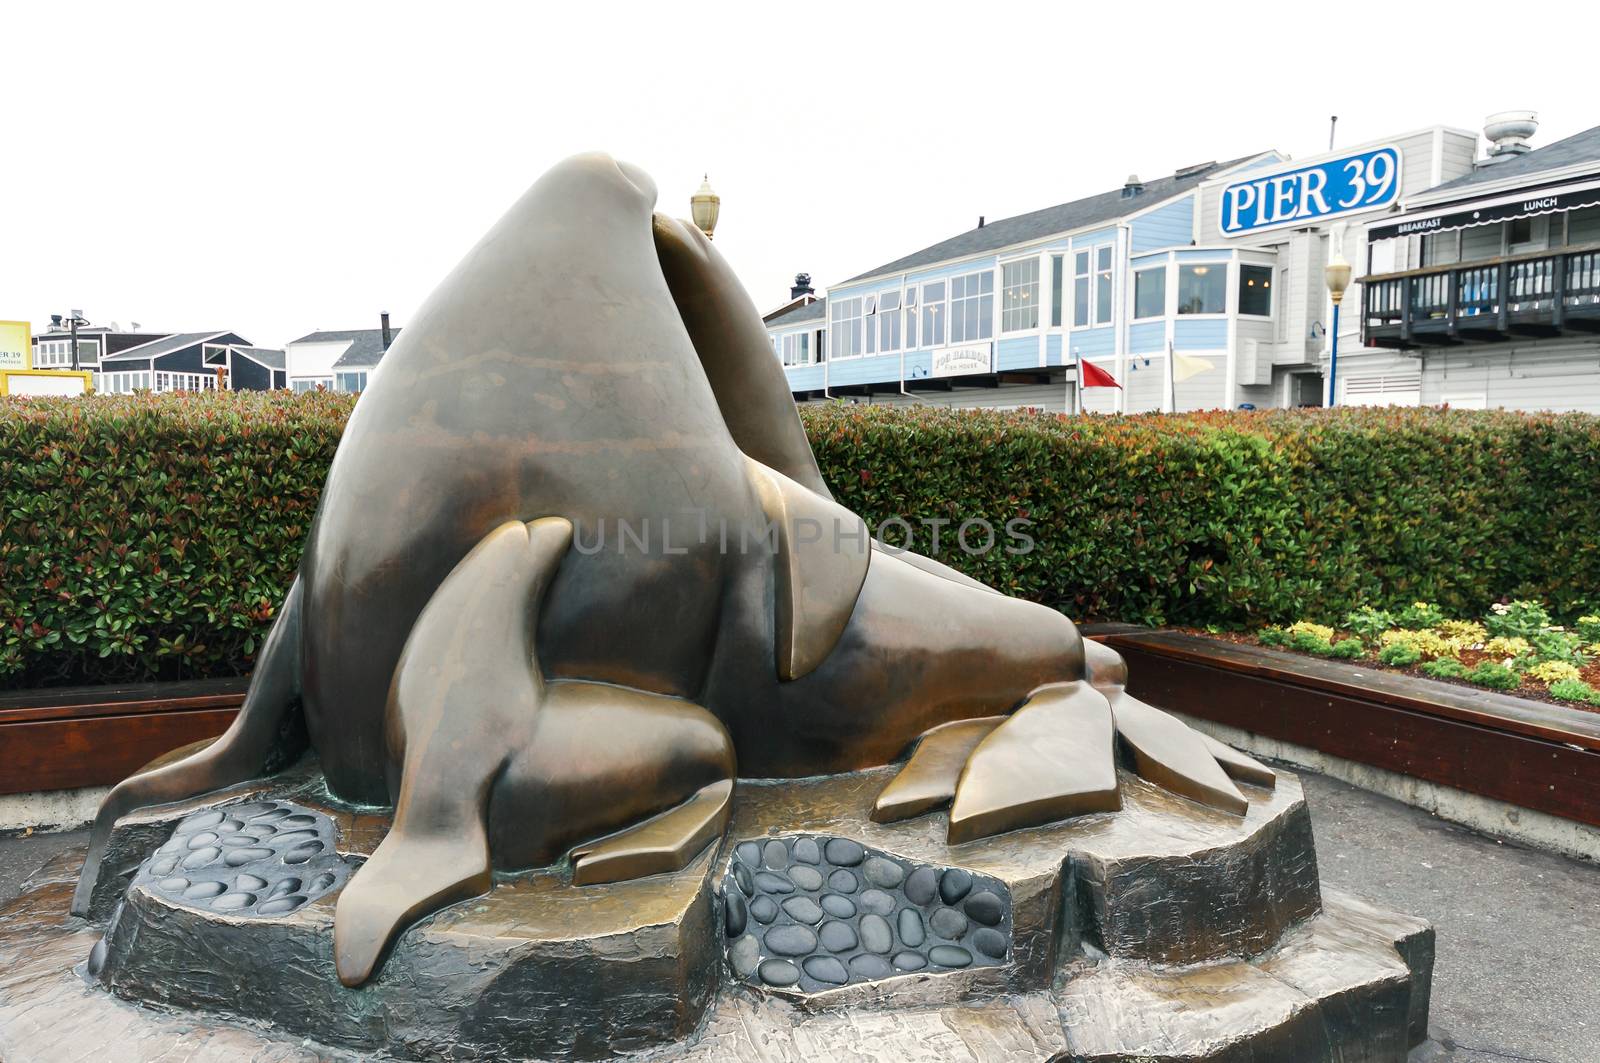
1496;261;1511;334
1446;268;1458;337
1553;253;1567;330
1400;276;1413;346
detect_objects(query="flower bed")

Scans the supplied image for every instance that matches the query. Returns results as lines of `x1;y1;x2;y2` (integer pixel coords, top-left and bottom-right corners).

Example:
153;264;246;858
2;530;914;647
1244;601;1600;713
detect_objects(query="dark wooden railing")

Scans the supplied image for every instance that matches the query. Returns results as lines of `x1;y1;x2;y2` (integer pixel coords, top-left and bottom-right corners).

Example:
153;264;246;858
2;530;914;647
1363;243;1600;348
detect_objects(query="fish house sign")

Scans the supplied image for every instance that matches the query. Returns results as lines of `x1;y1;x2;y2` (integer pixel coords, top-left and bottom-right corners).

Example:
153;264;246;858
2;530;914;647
1220;146;1401;236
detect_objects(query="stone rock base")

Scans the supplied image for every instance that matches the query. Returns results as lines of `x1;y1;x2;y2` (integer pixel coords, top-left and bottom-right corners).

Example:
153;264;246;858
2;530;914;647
0;760;1433;1062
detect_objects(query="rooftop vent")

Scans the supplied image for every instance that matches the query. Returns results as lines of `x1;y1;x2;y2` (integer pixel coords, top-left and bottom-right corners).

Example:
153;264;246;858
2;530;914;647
790;273;815;300
977;216;985;229
1122;174;1145;198
380;311;393;350
1482;110;1539;163
1174;160;1217;180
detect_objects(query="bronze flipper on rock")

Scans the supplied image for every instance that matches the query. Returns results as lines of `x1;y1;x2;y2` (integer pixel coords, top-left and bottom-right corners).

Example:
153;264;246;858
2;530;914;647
872;717;1005;824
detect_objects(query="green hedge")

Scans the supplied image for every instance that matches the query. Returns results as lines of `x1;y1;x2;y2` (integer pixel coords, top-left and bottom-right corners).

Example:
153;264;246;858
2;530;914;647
2;393;1597;688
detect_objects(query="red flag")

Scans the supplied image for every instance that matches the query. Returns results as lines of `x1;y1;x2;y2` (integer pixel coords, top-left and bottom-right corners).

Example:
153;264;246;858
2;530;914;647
1079;359;1122;388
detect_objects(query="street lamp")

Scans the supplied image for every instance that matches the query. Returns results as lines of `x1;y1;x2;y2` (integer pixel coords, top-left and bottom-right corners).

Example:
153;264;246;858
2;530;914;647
690;175;720;240
62;309;88;372
1324;248;1352;407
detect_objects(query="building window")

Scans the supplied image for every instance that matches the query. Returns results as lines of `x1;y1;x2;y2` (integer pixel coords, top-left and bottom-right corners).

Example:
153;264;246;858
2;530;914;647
1238;264;1273;317
921;280;946;347
830;297;864;359
335;371;370;392
877;290;901;352
904;287;918;348
1095;246;1114;324
293;378;330;394
1001;258;1040;332
154;371;216;393
780;332;812;366
1177;263;1227;314
1050;254;1065;327
1134;266;1167;319
949;270;994;343
1073;251;1091;326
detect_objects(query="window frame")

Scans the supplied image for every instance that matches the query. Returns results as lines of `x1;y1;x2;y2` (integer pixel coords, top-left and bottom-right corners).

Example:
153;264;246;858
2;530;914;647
1175;261;1229;316
920;279;947;349
1237;262;1275;319
830;296;865;360
1000;255;1041;333
1132;263;1168;321
948;268;995;345
1094;245;1115;326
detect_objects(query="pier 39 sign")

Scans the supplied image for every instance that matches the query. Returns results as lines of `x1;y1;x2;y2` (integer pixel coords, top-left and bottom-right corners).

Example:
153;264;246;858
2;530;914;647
1219;146;1402;237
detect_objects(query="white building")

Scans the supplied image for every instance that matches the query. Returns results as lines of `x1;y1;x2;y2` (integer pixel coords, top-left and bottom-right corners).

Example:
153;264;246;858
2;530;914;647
766;113;1598;413
284;315;398;394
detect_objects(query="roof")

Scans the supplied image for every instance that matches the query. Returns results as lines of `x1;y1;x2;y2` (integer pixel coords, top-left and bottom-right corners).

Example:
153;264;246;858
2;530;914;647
839;154;1264;285
765;298;827;329
103;331;233;362
1430;125;1600;194
288;328;400;369
232;346;285;370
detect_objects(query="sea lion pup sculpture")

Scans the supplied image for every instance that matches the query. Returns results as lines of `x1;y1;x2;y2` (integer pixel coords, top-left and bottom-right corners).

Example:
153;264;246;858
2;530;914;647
72;153;1274;987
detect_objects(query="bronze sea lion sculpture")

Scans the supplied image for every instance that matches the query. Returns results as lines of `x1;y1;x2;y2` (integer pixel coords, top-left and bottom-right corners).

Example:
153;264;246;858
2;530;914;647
72;153;1274;987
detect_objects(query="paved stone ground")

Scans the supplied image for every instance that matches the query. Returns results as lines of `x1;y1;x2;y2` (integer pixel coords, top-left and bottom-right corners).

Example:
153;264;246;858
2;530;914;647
2;772;1596;1062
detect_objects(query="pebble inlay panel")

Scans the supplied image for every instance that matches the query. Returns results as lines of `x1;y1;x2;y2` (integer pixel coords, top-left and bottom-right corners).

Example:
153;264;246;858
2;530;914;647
132;801;354;919
721;834;1012;994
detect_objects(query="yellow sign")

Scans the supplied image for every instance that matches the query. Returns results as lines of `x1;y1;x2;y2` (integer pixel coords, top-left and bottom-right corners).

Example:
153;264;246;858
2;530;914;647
0;320;31;371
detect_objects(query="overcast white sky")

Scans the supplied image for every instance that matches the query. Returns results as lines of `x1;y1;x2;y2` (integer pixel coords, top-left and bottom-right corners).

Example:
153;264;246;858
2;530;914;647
3;1;1594;349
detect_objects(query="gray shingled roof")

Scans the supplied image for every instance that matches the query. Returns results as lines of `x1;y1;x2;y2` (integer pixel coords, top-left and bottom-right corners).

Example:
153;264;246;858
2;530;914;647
288;328;401;369
839;154;1265;285
765;298;827;329
103;331;232;362
1430;125;1600;194
233;346;286;370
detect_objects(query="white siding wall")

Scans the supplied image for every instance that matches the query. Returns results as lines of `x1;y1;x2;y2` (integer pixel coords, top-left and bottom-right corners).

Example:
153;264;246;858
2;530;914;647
285;341;351;384
1421;344;1600;413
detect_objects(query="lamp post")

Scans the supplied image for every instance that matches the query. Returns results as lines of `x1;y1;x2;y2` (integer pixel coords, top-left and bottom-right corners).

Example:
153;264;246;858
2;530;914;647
63;309;88;372
1324;248;1352;407
690;175;720;240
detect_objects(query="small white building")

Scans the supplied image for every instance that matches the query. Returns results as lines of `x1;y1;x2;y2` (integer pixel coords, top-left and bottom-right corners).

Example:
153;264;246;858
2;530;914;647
284;315;399;394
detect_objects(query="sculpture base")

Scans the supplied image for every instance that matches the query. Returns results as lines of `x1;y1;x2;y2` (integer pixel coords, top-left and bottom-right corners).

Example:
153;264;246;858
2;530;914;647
0;761;1433;1062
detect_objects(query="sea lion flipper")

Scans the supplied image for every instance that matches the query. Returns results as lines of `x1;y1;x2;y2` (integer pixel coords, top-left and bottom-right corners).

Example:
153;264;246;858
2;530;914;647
872;717;1006;824
946;682;1120;844
1082;638;1260;812
745;459;870;681
72;577;308;919
569;777;733;886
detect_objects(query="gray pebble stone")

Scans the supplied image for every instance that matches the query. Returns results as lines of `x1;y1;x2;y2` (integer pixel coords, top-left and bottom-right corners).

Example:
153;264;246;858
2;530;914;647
803;955;849;985
788;865;823;891
965;890;1003;927
827;869;858;893
749;896;779;923
764;924;818;956
212;892;256;912
258;896;307;916
220;834;262;848
972;927;1007;959
150;855;179;877
858;888;895;915
898;907;926;947
248;808;290;823
930;944;973;967
178;811;224;832
725;891;748;936
904;866;939;906
186;831;219;849
792;837;821;864
736;841;762;867
235;874;269;891
781;896;824;925
940;868;973;904
862;856;905;889
224;846;274;866
283;841;324;864
272;829;319;845
893;950;927;971
850;954;893;979
158;876;188;892
930;907;969;940
758;959;800;987
282;814;318;826
762;839;789;869
267;878;300;900
753;871;794;894
729;933;760;976
309;872;338;892
824;838;864;866
859;913;893;954
181;847;221;870
733;862;753;896
818;920;858;953
182;881;227;899
820;894;856;919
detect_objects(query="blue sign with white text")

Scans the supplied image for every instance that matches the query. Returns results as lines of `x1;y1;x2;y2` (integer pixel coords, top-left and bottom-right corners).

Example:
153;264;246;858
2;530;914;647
1219;146;1402;236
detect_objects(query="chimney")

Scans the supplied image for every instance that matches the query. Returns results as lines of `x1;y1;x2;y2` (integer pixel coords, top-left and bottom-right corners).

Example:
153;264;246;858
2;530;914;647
1482;110;1538;163
790;273;815;300
1122;174;1145;198
977;216;985;229
380;312;392;350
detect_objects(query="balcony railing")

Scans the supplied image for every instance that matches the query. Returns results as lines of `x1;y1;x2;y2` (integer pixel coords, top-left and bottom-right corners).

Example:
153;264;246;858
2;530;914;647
1363;244;1600;349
